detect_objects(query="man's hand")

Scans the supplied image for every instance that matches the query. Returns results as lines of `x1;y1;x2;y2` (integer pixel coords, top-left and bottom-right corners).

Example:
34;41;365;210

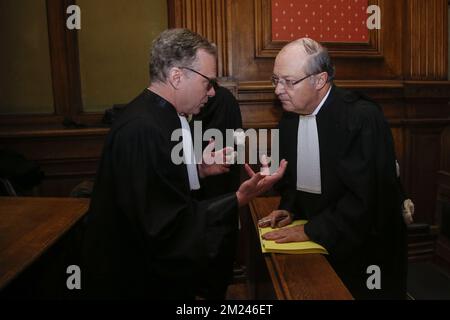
262;224;310;243
198;140;234;178
235;159;288;207
258;210;293;228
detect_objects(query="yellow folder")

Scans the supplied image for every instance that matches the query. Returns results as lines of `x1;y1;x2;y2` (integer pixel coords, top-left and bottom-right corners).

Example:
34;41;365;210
259;220;328;255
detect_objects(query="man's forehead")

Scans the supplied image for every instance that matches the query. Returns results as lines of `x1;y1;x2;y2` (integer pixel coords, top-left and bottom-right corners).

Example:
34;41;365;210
274;50;307;76
279;43;308;60
196;50;217;75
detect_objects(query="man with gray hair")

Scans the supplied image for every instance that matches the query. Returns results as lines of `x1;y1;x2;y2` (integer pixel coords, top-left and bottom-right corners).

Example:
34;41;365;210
259;38;407;299
82;28;287;299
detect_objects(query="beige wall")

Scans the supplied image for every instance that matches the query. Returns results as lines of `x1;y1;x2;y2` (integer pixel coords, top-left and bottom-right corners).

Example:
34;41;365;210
0;0;167;115
78;0;168;112
0;0;54;114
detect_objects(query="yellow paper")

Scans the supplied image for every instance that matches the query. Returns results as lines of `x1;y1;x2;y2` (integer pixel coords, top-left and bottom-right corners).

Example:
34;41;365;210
259;220;328;255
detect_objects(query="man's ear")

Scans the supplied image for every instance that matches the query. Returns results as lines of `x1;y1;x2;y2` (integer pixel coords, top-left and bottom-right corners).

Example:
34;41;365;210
168;67;183;89
315;72;328;90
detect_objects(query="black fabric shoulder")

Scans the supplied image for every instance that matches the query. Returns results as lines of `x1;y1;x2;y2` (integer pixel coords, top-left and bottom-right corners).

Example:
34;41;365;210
112;115;155;138
279;111;298;123
342;91;386;134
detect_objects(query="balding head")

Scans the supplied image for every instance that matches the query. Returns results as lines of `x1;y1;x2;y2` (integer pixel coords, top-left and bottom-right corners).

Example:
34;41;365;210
273;38;334;115
279;38;335;83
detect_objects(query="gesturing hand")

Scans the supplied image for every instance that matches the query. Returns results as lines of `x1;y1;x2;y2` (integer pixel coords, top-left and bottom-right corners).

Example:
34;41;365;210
235;159;288;207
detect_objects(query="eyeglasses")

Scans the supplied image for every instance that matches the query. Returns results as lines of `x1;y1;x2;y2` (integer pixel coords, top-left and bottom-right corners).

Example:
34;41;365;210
181;67;217;91
271;74;314;89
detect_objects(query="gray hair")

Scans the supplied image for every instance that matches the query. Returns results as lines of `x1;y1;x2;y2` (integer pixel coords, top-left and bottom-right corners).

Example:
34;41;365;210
149;28;217;83
294;38;335;82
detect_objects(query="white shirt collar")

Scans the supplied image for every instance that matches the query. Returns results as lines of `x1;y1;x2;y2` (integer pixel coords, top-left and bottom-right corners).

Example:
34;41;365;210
295;86;331;195
309;86;332;117
178;115;200;190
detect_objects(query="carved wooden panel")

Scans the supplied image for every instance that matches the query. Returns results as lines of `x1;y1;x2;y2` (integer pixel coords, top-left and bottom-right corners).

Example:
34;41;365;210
47;0;82;117
405;0;448;80
0;129;107;197
408;127;446;224
441;126;450;172
168;0;232;76
436;171;450;268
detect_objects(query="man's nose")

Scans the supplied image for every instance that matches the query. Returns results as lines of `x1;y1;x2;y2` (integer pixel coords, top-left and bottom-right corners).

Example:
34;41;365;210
207;85;216;98
274;82;285;95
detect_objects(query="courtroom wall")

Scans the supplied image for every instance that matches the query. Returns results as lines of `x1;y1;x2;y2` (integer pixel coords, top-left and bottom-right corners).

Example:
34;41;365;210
168;0;450;262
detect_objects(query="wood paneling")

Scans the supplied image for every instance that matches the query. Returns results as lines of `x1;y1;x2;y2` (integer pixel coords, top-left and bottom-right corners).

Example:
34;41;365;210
168;0;450;261
442;127;450;172
408;127;444;224
0;128;107;197
435;128;450;268
169;0;232;76
230;0;404;81
0;0;448;235
406;0;448;80
435;171;450;268
47;0;82;117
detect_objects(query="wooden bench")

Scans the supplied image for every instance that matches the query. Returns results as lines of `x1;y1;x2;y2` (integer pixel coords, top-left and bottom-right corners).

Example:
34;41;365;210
0;197;89;296
246;196;353;300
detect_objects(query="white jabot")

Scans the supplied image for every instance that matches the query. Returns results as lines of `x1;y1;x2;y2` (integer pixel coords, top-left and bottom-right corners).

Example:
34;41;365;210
178;115;200;190
296;87;332;194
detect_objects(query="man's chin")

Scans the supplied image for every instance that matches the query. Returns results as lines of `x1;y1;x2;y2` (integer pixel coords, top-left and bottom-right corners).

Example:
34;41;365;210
192;105;204;115
280;101;294;112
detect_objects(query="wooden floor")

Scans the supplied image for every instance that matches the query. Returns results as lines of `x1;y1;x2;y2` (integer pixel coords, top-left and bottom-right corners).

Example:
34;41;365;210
225;261;450;300
407;261;450;300
225;282;249;300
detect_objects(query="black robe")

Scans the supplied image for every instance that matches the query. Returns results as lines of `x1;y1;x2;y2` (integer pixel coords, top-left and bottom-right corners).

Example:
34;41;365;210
82;89;238;299
191;86;243;299
276;86;407;299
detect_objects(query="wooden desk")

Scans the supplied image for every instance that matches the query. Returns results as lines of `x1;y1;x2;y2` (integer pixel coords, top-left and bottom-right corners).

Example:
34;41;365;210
0;197;89;291
248;197;353;300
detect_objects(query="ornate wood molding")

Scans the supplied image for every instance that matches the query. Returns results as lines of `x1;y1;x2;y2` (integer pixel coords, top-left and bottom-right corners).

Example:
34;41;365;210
238;80;450;99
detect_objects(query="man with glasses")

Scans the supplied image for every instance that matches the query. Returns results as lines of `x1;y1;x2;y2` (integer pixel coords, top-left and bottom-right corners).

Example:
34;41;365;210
82;28;287;299
259;38;407;299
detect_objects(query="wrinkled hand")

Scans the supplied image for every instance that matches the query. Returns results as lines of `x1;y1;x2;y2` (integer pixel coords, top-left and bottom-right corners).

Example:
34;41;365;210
262;224;310;243
198;140;234;178
236;159;288;207
258;210;293;228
